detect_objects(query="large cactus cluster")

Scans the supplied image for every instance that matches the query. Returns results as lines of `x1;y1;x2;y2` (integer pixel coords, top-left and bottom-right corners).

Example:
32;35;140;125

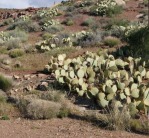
112;23;146;38
37;8;58;18
19;15;31;21
0;31;12;44
36;35;72;52
72;31;94;45
42;19;60;30
90;0;118;16
45;50;149;115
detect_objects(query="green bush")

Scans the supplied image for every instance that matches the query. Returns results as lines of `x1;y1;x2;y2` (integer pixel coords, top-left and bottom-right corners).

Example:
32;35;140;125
130;119;149;134
104;36;121;47
7;19;40;32
9;49;25;58
107;5;123;17
62;18;74;26
58;107;70;118
81;18;94;27
45;25;64;34
8;29;28;43
66;6;75;12
6;38;21;50
0;74;13;91
0;18;14;27
105;19;129;30
126;26;149;57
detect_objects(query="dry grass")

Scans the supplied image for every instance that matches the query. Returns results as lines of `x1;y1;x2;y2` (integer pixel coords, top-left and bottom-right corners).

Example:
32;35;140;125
104;36;121;47
105;103;131;131
26;99;61;119
12;53;51;71
12;47;77;71
0;74;13;92
17;89;72;119
0;95;16;119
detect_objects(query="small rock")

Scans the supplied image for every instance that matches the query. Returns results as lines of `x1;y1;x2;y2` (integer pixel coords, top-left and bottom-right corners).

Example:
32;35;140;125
14;89;18;92
30;75;36;78
13;75;20;80
136;14;144;19
24;85;32;91
23;74;31;80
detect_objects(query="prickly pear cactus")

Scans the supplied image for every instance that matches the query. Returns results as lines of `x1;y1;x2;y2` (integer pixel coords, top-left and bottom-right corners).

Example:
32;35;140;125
36;35;72;52
45;50;149;115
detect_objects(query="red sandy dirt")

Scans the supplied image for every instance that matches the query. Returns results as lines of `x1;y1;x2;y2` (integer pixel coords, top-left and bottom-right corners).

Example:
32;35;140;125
0;118;148;138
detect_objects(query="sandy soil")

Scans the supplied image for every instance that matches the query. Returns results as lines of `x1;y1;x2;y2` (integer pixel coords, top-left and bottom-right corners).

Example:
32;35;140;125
0;118;148;138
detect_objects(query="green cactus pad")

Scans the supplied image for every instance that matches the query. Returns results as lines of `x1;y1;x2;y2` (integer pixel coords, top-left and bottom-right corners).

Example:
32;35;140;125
120;93;126;100
117;82;125;90
124;88;130;96
131;88;139;98
77;69;85;78
71;78;79;85
69;71;75;79
61;69;66;76
89;87;99;96
99;99;109;108
108;66;118;72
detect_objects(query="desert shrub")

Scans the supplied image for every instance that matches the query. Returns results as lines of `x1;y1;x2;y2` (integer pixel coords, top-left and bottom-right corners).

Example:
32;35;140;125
130;119;149;134
66;6;75;12
81;17;95;27
0;29;28;49
62;18;74;26
45;25;64;34
0;91;13;119
6;38;21;50
0;18;14;27
8;29;28;42
9;49;25;58
104;102;131;131
0;74;13;92
42;33;53;40
7;19;40;32
126;26;149;57
40;90;65;102
73;31;102;47
90;0;122;17
64;12;74;17
26;99;61;119
47;46;76;57
106;5;123;17
104;36;121;47
105;19;129;30
58;106;70;118
0;47;7;54
0;100;13;120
